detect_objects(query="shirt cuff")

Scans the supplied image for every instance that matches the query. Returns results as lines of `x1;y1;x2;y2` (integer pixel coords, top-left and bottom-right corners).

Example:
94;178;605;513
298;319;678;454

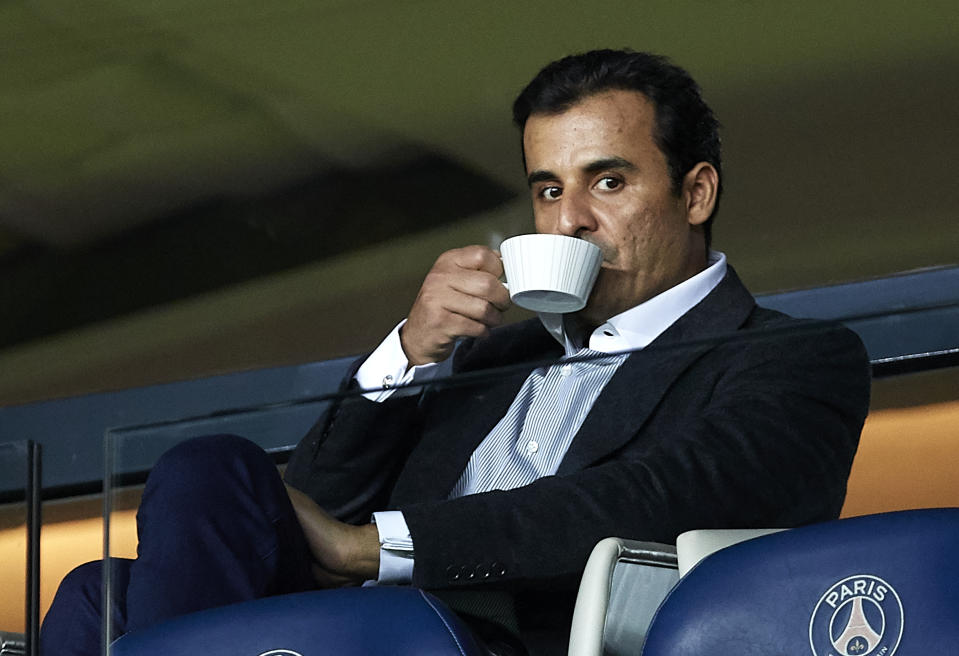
355;320;442;401
372;511;415;585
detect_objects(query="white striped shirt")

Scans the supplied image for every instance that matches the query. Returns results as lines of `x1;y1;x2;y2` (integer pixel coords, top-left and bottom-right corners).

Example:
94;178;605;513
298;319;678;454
448;348;626;496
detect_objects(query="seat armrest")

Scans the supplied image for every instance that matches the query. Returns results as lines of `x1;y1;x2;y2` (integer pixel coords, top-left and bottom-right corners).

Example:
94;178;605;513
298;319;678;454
569;538;678;656
676;528;784;576
0;631;26;656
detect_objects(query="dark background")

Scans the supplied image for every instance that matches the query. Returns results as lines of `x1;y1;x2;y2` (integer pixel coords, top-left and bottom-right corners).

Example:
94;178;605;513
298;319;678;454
1;1;957;404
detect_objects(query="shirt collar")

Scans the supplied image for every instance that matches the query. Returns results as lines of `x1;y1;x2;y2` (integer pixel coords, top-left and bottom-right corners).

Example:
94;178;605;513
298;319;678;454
539;251;728;356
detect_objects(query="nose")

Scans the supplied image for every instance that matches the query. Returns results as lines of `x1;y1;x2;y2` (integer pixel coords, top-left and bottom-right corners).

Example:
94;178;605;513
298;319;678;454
555;189;598;238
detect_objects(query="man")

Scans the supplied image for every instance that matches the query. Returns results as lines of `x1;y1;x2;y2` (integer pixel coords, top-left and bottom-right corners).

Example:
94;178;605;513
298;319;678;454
42;49;871;656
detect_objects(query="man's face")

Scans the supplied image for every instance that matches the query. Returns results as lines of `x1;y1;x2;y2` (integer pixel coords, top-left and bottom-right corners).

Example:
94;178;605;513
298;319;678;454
523;89;711;326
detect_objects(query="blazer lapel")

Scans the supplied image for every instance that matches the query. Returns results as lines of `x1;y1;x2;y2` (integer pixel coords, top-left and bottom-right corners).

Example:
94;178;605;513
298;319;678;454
557;267;757;474
389;321;563;504
411;366;536;501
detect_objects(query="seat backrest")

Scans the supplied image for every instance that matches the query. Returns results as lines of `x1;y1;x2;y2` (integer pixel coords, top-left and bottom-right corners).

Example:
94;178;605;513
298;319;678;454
642;508;959;656
675;527;784;576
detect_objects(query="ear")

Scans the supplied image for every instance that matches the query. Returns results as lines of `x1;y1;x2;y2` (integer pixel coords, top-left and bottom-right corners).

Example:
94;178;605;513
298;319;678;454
682;162;719;227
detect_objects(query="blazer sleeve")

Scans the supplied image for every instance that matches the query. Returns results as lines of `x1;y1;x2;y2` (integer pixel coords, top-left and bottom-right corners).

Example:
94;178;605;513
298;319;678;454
283;357;426;525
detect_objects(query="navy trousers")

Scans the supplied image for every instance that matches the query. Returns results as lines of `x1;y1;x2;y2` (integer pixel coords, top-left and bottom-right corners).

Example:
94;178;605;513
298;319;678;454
40;435;316;656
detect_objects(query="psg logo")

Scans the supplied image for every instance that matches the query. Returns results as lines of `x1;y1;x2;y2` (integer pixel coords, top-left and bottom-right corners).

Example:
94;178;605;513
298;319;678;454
809;575;903;656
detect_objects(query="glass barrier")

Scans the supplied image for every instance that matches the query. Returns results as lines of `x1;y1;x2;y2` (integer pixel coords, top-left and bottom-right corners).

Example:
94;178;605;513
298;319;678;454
101;347;658;653
102;393;337;655
0;440;40;656
99;321;959;654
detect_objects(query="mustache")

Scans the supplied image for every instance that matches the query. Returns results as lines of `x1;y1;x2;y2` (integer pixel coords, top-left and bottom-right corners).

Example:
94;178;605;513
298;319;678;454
577;234;614;263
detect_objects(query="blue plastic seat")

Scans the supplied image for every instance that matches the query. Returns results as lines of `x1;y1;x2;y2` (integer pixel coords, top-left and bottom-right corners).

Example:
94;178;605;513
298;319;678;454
642;508;959;655
110;586;485;656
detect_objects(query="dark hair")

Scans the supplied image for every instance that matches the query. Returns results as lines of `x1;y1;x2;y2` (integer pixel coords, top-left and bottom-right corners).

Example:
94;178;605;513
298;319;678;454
513;49;722;248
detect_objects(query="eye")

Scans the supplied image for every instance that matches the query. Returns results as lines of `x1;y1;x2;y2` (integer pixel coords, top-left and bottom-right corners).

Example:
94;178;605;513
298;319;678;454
595;176;623;191
538;185;562;201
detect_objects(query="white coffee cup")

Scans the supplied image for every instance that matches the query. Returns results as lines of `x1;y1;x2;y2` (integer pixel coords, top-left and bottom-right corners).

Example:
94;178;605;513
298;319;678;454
500;234;602;313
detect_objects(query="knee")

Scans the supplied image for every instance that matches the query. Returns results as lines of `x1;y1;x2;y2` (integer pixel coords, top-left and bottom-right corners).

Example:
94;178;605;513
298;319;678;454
148;434;267;488
44;561;106;630
41;562;103;656
42;560;132;655
53;561;103;606
143;434;279;508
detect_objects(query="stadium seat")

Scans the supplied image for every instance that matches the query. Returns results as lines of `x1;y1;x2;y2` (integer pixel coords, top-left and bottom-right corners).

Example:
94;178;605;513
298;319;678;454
570;508;959;655
110;586;485;656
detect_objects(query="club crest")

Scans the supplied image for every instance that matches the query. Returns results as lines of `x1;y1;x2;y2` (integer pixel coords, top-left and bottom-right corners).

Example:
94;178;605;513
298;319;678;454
809;575;903;656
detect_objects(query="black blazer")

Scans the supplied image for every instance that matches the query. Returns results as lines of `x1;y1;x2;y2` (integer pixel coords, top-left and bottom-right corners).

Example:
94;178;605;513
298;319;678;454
285;266;871;647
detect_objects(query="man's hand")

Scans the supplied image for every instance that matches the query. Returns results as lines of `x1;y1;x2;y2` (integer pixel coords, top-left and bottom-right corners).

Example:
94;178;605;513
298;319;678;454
285;485;380;588
401;245;512;366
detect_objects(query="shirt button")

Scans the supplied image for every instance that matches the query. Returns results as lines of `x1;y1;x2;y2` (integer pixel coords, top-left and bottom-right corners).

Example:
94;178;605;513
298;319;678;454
526;440;539;454
560;364;572;377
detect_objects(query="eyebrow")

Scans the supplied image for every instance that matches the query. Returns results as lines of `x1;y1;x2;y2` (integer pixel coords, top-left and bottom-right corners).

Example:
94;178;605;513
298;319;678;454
526;169;557;187
584;156;637;174
526;157;637;187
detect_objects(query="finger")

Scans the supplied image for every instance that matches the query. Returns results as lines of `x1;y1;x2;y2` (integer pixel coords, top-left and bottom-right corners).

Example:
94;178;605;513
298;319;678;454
479;276;512;312
441;312;498;342
413;310;493;348
445;271;512;312
446;246;504;277
440;289;506;329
